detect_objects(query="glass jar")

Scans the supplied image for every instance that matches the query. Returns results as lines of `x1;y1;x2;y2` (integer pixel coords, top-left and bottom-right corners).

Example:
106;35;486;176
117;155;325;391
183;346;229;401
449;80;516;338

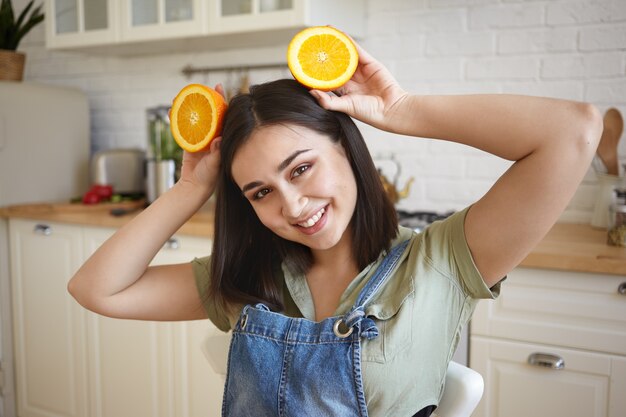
146;106;182;202
607;188;626;247
591;173;625;228
146;106;181;162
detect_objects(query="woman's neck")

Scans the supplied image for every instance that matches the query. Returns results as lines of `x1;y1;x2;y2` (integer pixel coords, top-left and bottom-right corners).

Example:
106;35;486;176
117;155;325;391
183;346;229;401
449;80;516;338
307;233;360;320
309;230;358;275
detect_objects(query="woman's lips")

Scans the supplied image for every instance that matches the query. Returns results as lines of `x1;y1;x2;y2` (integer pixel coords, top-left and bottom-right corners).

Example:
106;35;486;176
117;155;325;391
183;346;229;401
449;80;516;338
295;205;328;235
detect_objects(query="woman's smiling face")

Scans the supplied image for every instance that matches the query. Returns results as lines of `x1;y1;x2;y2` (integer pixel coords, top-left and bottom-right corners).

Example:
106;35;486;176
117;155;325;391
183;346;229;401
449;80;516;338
231;123;358;252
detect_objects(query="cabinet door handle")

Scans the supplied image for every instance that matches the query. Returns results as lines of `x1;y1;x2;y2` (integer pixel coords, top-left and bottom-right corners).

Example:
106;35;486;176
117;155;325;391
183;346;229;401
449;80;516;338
527;353;565;370
165;238;180;250
33;224;52;236
618;282;626;295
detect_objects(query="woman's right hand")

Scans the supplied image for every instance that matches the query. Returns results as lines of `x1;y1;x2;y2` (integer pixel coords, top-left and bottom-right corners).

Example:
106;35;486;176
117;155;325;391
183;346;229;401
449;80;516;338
177;83;225;198
178;137;222;197
67;83;228;322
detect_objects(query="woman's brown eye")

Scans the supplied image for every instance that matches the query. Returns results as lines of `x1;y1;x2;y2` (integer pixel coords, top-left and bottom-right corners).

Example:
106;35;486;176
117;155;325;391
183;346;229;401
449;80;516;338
253;188;271;200
293;165;310;177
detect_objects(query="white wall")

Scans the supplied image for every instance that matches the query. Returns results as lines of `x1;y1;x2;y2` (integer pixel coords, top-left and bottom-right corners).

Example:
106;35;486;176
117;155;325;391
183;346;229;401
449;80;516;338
15;0;626;222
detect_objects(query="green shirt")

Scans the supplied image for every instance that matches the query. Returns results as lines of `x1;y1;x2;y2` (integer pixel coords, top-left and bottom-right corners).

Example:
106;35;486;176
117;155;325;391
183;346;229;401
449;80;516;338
192;206;501;416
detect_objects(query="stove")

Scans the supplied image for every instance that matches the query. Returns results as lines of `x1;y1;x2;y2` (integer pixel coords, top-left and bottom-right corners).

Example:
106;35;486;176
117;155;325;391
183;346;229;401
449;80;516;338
396;210;455;233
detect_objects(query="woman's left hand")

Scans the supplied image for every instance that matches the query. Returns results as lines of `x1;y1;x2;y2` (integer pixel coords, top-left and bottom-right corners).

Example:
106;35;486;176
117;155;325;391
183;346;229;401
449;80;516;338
309;41;408;132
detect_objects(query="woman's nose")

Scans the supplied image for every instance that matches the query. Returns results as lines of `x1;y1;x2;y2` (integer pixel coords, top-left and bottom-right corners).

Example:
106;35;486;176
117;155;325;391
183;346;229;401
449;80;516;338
281;191;307;219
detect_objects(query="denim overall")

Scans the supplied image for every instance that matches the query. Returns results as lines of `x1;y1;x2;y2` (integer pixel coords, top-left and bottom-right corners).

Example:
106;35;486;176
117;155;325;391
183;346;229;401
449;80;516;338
222;240;410;417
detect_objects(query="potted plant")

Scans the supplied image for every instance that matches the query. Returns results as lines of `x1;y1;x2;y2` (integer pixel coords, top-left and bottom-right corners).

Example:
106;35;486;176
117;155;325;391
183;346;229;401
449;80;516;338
0;0;44;81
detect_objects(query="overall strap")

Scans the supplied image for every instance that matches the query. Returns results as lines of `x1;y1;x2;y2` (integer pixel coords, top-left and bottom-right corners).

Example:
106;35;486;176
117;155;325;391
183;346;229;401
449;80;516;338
355;239;411;308
337;239;411;340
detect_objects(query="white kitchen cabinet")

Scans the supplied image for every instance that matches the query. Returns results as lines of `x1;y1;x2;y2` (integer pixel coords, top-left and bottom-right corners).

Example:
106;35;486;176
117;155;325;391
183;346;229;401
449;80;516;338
45;0;365;54
119;0;206;42
150;233;224;417
45;0;118;48
9;218;221;417
207;0;363;36
82;227;175;417
9;219;88;417
471;337;626;417
470;267;626;417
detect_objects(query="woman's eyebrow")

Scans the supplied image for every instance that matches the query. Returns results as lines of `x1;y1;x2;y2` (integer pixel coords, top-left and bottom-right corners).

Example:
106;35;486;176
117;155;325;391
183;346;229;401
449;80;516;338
242;181;263;194
241;149;312;194
277;149;311;172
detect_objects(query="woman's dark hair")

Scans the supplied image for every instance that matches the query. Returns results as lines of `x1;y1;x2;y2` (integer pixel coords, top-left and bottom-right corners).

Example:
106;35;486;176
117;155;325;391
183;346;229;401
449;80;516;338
209;79;398;313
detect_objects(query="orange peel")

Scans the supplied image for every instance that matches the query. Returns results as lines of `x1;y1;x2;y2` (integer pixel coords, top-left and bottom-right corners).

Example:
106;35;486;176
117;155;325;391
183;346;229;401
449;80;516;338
170;84;227;153
287;26;358;91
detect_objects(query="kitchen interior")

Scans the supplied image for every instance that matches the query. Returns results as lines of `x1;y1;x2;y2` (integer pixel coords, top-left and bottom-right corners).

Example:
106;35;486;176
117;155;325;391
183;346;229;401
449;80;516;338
0;0;625;416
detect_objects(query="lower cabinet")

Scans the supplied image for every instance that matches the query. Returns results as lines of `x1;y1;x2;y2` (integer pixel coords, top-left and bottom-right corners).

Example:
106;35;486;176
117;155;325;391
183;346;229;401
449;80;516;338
471;337;626;417
9;220;88;417
9;218;222;417
470;267;626;417
149;235;226;417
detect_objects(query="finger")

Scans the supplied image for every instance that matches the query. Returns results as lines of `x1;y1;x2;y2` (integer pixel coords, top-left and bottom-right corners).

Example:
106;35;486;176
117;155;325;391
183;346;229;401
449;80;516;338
333;82;358;97
215;83;226;98
209;137;222;154
310;90;350;114
309;89;330;108
354;42;376;66
183;150;206;163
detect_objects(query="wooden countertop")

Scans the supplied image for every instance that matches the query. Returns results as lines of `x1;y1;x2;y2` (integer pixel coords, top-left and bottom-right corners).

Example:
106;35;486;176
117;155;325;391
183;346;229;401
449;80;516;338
2;201;625;276
519;222;626;276
0;200;214;238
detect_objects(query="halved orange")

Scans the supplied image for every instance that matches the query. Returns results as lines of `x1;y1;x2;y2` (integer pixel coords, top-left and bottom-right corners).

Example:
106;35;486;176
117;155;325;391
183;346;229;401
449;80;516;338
170;84;227;153
287;26;358;91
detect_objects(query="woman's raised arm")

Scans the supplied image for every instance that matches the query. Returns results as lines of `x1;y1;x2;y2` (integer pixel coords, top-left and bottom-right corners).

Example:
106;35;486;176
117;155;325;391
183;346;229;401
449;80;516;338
312;43;603;288
67;136;222;321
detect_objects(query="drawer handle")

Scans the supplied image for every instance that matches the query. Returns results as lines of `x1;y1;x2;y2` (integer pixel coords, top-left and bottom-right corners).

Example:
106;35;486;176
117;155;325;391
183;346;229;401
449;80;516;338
33;224;52;236
165;238;180;250
527;353;564;370
618;282;626;295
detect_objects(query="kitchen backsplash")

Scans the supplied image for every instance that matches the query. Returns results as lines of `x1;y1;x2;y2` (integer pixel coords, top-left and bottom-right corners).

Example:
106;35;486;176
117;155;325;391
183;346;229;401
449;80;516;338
15;0;626;222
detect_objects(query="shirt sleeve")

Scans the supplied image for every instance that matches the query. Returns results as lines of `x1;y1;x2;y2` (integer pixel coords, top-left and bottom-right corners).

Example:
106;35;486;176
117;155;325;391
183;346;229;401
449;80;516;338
190;256;232;332
420;206;502;299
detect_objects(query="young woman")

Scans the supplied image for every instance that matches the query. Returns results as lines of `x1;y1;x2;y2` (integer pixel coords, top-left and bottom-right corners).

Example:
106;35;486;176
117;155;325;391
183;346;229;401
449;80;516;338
68;42;602;417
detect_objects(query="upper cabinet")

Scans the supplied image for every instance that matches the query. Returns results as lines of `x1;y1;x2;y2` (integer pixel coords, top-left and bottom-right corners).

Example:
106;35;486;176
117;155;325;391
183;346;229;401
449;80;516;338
209;0;352;33
44;0;365;55
208;0;324;34
120;0;206;42
45;0;118;48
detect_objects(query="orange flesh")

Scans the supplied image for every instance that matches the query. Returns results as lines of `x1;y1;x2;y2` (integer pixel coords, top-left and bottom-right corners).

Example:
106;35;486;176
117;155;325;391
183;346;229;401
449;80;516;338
297;34;351;81
179;93;213;145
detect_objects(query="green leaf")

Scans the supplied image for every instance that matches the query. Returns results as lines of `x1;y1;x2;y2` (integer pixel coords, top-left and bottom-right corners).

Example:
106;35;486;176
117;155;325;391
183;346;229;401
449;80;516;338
0;0;15;24
14;0;34;32
13;20;42;49
0;0;44;50
0;0;14;47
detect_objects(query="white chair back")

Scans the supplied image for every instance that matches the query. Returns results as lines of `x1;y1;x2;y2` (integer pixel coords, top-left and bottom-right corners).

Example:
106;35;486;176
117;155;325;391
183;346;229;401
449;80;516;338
201;331;231;376
434;361;484;417
201;332;483;417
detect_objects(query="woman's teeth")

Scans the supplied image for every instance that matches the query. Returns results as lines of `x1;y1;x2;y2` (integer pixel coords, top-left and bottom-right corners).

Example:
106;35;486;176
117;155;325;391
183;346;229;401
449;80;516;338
298;208;325;228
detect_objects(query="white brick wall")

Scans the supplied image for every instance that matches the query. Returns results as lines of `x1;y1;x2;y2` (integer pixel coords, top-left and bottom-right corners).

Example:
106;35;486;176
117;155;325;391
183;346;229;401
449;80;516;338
361;0;626;222
14;0;626;222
